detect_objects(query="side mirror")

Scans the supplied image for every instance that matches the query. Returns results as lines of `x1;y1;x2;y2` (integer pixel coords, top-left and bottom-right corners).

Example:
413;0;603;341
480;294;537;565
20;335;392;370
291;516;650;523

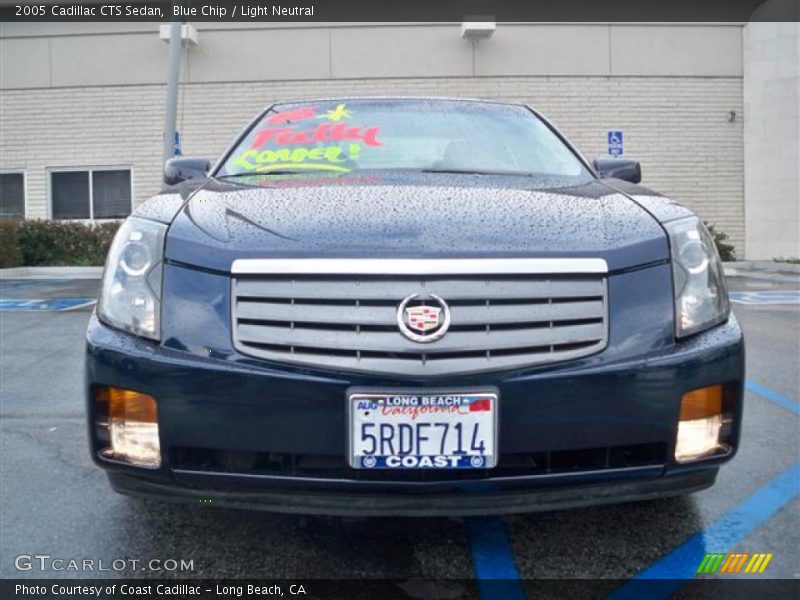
164;157;212;186
593;158;642;184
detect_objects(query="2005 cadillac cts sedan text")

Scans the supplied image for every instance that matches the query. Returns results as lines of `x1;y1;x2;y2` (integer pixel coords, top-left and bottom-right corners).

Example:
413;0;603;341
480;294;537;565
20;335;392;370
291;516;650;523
86;98;743;515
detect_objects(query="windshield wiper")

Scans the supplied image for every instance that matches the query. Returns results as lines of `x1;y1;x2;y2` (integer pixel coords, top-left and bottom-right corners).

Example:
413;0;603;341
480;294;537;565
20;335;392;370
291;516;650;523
420;168;531;176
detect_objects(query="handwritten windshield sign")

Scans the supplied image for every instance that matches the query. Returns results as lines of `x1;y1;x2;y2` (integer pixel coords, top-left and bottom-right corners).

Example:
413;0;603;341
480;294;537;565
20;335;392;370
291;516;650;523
233;103;383;174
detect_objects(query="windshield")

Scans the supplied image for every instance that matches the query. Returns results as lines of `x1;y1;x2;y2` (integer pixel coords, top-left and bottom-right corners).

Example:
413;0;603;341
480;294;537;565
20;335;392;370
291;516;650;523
216;99;594;187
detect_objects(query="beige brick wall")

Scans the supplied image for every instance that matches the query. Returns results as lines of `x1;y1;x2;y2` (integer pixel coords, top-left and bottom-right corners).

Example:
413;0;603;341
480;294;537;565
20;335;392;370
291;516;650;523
743;22;800;260
0;76;744;251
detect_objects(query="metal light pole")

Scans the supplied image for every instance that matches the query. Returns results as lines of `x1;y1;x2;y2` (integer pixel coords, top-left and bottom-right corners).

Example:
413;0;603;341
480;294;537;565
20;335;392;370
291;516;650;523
162;20;182;164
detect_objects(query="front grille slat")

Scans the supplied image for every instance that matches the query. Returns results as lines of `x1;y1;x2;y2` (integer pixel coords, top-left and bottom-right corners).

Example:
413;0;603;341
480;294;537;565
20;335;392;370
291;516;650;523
232;267;608;376
450;299;604;325
233;344;604;377
236;277;605;301
238;322;605;354
237;300;397;326
237;298;605;328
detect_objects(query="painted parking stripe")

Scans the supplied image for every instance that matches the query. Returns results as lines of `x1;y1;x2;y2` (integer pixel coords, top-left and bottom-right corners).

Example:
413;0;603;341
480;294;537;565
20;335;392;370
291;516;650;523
0;298;96;312
0;279;69;287
466;517;525;600
746;380;800;416
606;461;800;600
729;290;800;305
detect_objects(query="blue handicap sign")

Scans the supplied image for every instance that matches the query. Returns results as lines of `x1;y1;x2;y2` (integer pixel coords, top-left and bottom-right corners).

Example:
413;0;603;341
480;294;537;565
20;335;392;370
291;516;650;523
608;130;623;156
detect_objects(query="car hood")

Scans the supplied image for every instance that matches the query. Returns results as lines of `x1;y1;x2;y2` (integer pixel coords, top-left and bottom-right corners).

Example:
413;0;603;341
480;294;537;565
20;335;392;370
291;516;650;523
164;174;668;272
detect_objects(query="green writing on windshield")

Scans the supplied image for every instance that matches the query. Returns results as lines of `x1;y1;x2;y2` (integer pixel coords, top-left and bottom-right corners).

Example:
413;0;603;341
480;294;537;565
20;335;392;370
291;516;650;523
234;145;357;173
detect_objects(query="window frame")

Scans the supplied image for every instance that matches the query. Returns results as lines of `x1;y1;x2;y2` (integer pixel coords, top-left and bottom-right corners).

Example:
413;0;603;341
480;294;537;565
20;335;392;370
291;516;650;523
0;168;28;219
47;165;134;221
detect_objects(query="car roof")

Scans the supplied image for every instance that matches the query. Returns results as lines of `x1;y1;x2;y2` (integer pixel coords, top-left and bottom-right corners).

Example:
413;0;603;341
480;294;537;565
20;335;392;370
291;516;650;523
266;96;529;110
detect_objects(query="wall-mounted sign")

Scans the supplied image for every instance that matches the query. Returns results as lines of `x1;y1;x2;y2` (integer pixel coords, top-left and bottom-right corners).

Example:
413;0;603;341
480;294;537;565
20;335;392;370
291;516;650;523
607;130;623;156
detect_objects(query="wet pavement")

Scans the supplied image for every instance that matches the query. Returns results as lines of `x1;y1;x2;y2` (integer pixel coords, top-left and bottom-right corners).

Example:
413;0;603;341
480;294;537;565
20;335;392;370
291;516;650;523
0;275;797;588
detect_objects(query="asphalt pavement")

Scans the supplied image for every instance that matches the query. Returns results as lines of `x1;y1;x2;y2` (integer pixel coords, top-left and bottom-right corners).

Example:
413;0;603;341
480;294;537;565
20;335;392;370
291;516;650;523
0;274;797;590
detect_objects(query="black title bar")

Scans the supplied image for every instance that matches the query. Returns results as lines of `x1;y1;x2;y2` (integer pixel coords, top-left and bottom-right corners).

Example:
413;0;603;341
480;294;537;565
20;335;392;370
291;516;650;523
3;579;800;600
2;0;799;23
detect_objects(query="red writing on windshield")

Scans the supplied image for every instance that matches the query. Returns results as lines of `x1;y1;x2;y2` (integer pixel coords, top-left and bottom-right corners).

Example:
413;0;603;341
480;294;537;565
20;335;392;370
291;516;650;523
251;122;382;149
266;106;317;124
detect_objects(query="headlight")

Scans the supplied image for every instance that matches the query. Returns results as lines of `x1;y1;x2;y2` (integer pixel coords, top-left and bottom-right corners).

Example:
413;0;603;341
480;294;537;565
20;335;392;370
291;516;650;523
98;217;166;340
666;217;730;338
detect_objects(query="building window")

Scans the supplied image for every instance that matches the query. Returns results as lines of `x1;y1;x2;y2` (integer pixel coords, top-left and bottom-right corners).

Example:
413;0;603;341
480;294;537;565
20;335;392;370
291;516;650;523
0;171;25;218
50;168;132;220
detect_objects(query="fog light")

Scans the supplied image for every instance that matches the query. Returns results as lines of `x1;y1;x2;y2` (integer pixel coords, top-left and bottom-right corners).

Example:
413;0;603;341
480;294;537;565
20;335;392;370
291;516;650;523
96;387;160;468
675;385;723;463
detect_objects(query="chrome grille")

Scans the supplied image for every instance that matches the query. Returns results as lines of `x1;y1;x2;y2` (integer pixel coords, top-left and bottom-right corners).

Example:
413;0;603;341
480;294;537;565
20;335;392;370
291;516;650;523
231;259;608;377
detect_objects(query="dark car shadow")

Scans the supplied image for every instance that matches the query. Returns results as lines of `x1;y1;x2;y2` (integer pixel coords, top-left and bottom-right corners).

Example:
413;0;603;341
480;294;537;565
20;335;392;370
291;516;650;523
121;497;472;579
115;492;703;581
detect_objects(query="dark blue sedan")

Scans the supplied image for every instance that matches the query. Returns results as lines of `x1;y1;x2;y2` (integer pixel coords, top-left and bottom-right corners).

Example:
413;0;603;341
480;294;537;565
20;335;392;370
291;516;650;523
86;98;744;515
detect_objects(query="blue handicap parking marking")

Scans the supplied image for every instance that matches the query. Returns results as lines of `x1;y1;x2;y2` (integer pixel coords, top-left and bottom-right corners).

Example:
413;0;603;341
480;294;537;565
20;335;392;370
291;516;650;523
607;462;800;599
747;380;800;416
467;517;525;600
0;279;69;287
729;290;800;305
0;298;96;311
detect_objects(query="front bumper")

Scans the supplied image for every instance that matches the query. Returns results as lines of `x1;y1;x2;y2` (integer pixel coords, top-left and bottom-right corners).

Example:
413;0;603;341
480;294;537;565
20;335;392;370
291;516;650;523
86;294;744;515
108;468;717;517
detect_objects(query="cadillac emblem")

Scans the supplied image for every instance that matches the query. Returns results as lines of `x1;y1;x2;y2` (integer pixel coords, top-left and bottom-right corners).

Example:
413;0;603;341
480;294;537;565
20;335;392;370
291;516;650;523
397;294;451;343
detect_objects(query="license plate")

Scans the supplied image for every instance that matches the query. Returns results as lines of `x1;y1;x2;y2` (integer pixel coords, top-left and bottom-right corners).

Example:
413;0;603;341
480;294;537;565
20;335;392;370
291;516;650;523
348;391;497;470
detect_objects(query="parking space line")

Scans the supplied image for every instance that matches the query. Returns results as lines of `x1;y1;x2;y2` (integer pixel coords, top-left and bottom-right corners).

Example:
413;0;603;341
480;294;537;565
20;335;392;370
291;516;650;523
0;298;96;312
746;380;800;416
466;517;525;600
606;461;800;599
729;290;800;305
0;279;69;287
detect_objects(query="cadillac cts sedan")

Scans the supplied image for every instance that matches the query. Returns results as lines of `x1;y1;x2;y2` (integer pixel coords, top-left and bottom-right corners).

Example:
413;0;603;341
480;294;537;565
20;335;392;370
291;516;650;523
86;98;743;515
